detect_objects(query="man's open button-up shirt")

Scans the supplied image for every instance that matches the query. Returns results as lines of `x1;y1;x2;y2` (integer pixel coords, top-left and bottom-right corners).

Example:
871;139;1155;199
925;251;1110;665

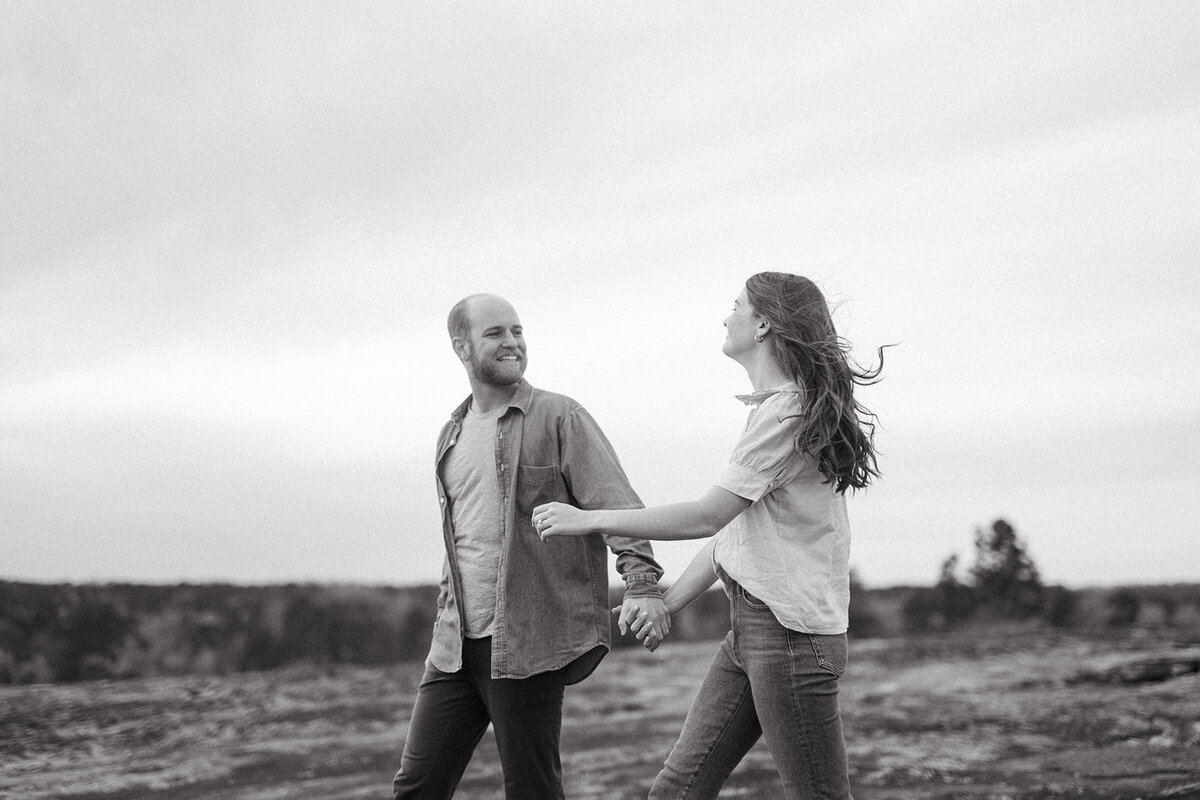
426;380;664;684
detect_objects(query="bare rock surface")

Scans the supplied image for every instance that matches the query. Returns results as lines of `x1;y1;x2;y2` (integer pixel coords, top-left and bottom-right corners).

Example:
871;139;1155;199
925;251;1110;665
1;633;1199;799
1069;647;1200;685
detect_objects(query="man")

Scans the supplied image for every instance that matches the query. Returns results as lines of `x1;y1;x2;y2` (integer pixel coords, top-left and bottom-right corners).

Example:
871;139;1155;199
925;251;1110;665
393;293;670;800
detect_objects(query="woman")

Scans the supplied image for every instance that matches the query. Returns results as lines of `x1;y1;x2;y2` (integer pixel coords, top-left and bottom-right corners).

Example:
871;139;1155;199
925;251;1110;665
533;271;883;799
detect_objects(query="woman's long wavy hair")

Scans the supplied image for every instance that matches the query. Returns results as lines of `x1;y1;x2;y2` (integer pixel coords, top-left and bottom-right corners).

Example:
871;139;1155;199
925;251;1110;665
745;271;885;493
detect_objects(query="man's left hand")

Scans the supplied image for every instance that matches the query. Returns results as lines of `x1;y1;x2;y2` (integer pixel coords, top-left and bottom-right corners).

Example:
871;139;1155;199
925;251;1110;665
614;596;671;652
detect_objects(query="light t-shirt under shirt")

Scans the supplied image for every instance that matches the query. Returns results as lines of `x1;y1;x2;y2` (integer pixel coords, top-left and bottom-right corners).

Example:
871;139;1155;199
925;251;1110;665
442;401;506;638
711;385;852;635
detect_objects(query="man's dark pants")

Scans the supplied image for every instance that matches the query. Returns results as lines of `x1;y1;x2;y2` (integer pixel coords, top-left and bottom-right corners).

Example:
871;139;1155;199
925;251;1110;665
392;637;568;800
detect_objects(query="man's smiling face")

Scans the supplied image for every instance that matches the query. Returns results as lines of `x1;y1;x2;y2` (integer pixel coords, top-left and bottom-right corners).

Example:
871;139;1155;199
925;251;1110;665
461;295;527;387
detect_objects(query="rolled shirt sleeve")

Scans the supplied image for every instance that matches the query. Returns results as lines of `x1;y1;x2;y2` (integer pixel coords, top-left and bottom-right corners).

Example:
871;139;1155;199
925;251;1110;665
715;394;803;502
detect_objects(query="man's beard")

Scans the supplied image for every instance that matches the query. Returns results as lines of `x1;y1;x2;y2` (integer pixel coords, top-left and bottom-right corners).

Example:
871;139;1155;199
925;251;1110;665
469;352;524;387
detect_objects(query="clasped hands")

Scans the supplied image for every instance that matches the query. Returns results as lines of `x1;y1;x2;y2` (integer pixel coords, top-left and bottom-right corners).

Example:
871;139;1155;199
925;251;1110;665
533;501;670;651
614;595;671;651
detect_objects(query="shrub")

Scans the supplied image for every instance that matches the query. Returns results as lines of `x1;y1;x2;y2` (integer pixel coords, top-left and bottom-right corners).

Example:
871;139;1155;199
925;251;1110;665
848;570;887;638
1107;589;1141;627
1041;585;1077;627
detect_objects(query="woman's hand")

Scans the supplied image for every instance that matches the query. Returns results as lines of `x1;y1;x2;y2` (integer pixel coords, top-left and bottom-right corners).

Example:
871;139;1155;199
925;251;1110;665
612;598;671;652
532;501;593;539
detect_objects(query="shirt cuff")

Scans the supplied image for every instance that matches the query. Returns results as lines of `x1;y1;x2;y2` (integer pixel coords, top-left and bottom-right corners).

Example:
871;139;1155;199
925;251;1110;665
622;573;663;598
715;462;773;502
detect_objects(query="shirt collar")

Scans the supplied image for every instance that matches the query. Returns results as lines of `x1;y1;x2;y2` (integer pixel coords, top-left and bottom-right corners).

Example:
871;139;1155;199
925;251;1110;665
735;382;801;406
451;379;533;422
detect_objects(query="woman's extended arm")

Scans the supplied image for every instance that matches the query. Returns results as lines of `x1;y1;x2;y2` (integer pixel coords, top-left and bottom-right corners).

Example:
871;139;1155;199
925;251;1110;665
662;538;720;615
533;485;751;542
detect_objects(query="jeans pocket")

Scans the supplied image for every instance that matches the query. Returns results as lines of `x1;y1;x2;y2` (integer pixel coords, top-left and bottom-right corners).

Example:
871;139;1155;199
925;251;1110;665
739;585;770;610
808;633;848;678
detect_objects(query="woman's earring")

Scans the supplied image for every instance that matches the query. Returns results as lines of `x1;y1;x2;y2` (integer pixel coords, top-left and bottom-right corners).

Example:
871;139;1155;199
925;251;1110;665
754;333;765;342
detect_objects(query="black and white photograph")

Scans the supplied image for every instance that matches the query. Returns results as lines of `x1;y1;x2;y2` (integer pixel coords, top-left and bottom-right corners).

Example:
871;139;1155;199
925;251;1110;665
3;2;1199;798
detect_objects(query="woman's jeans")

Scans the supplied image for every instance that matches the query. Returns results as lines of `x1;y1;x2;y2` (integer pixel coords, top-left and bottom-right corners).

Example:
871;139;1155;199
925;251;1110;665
649;582;852;800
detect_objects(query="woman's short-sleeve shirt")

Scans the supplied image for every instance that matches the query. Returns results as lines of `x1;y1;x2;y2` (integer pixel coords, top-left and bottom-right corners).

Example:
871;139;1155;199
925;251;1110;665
711;385;851;634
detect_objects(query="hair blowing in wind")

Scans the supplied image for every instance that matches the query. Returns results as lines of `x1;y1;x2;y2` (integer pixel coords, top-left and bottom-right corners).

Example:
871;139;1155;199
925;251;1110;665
744;271;886;493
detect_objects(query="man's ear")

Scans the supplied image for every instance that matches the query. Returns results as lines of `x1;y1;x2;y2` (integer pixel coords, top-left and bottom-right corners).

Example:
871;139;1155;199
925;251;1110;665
451;337;471;363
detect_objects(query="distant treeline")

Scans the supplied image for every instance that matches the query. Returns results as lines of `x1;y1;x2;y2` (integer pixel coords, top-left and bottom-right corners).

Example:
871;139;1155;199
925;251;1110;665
858;519;1200;638
0;579;753;684
0;582;438;684
5;516;1200;685
2;575;1198;684
853;581;1200;638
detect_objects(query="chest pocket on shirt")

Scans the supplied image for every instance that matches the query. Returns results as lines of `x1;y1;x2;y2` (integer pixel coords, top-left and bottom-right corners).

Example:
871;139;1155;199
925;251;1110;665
515;464;560;519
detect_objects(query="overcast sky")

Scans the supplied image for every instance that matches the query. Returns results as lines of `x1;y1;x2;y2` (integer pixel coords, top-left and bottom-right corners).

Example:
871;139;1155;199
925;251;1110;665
3;2;1199;589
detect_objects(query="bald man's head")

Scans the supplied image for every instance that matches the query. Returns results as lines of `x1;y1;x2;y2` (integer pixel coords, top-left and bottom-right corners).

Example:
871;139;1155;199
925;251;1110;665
448;294;526;386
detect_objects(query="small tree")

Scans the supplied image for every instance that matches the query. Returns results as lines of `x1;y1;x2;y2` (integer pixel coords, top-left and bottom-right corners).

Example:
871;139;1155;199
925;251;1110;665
969;519;1043;619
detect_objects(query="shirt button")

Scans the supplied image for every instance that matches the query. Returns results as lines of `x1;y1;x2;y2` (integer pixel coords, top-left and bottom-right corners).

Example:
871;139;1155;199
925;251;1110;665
439;496;446;505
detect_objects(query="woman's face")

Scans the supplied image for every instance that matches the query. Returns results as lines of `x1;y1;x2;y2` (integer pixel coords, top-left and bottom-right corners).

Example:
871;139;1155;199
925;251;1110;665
722;287;762;360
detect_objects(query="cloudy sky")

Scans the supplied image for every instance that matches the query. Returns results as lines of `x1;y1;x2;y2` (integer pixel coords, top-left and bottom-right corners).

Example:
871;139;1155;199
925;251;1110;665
3;2;1198;589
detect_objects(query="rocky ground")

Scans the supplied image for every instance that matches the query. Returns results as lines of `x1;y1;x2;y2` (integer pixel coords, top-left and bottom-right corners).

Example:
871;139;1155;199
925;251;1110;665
2;631;1198;799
